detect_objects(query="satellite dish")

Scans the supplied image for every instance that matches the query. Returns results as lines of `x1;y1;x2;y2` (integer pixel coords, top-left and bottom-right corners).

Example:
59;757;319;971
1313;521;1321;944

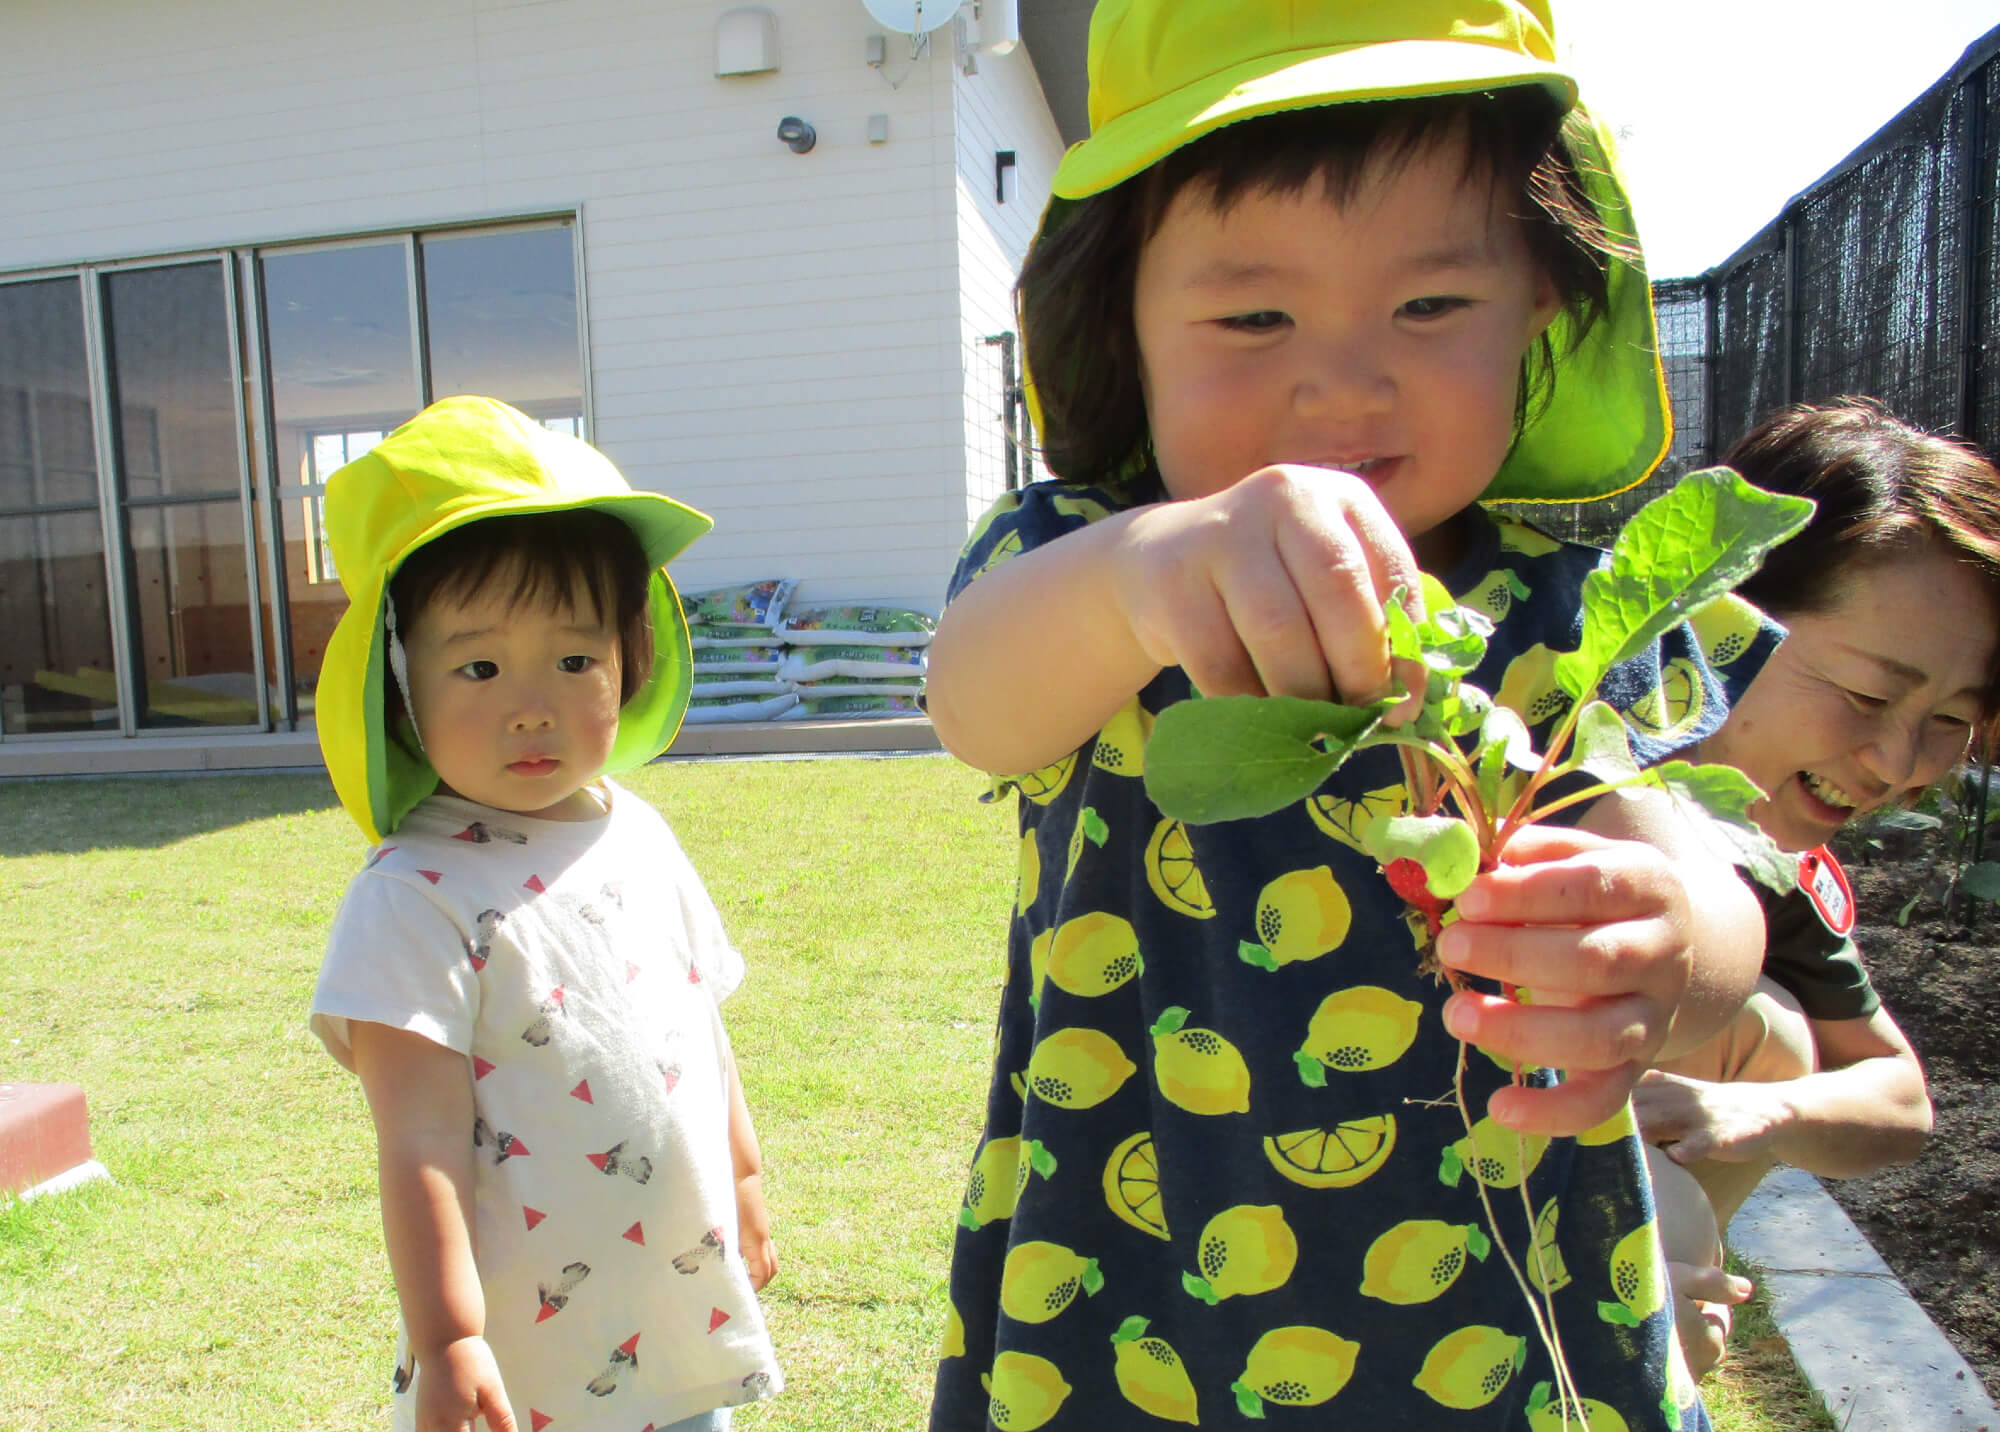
861;0;960;35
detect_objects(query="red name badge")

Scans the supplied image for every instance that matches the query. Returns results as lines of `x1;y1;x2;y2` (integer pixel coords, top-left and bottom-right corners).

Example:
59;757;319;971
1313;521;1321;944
1798;846;1856;936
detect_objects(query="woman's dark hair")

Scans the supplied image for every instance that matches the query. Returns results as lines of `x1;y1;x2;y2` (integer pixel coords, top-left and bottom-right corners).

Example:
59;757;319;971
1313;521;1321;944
1727;396;2000;731
1018;87;1627;486
385;509;657;732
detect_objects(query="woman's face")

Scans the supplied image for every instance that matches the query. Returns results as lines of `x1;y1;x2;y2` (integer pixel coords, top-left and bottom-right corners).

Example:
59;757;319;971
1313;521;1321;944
1702;542;1995;853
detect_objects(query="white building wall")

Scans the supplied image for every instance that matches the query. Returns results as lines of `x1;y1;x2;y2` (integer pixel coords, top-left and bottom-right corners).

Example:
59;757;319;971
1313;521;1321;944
0;0;1035;613
950;31;1067;546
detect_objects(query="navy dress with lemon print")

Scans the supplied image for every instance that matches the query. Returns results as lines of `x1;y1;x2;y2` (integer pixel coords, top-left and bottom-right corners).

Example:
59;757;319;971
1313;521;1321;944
929;480;1779;1432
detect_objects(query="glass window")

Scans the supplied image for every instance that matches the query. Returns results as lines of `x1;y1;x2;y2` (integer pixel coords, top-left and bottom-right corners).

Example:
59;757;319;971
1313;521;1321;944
0;277;118;736
260;240;419;721
100;260;258;730
422;225;583;425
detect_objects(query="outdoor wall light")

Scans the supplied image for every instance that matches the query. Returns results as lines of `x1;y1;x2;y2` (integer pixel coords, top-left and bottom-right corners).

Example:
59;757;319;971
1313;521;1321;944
777;116;817;153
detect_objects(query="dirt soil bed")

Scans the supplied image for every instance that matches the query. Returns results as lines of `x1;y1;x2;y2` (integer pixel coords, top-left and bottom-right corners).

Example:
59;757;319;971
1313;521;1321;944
1815;832;2000;1402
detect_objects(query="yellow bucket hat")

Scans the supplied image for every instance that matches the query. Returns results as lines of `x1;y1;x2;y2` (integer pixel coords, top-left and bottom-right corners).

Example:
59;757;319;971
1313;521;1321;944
317;396;713;842
1029;0;1668;504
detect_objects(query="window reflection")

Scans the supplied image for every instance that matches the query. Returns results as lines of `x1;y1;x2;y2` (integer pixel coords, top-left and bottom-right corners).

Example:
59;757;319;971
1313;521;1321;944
423;225;583;426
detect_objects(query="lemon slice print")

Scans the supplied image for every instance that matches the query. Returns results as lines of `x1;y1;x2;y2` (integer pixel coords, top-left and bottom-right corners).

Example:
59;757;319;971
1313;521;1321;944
1306;782;1406;854
1231;1325;1361;1415
1110;1316;1198;1424
1263;1114;1397;1189
1011;751;1077;806
1143;818;1215;919
1624;656;1705;741
1527;1197;1570;1294
1412;1325;1526;1409
969;528;1025;582
1359;1218;1491;1304
1103;1130;1169;1240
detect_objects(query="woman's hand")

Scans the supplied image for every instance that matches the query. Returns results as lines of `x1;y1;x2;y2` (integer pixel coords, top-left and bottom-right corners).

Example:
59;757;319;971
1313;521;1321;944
417;1335;517;1432
1634;1069;1790;1165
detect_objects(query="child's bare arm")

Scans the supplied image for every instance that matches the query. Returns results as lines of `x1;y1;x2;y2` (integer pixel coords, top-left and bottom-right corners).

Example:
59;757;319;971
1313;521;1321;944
1434;790;1765;1137
725;1053;777;1290
350;1020;517;1432
927;467;1423;776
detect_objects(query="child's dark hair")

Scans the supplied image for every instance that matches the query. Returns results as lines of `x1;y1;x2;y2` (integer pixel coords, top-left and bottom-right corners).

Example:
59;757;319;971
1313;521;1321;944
1020;87;1627;486
385;509;656;730
1725;396;2000;733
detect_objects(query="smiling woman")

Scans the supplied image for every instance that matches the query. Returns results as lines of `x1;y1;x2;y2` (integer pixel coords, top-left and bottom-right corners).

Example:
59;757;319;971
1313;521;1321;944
1639;396;2000;1379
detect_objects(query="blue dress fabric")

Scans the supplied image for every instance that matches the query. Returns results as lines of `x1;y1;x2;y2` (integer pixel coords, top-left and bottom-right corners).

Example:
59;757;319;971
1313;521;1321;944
930;479;1780;1432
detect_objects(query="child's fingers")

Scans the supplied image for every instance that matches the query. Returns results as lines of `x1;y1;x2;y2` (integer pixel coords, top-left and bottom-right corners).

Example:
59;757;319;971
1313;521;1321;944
1273;471;1422;705
1210;544;1341;702
1482;1063;1643;1137
1443;987;1661;1074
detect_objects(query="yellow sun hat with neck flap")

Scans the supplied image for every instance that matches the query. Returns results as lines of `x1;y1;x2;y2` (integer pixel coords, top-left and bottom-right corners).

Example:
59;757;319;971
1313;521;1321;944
1028;0;1669;504
317;396;713;843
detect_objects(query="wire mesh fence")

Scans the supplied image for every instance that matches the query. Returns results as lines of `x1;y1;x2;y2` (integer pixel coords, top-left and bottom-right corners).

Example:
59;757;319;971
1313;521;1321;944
1514;25;1999;548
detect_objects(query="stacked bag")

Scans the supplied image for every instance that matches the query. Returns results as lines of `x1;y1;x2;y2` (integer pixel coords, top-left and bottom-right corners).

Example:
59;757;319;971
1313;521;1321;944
679;579;933;724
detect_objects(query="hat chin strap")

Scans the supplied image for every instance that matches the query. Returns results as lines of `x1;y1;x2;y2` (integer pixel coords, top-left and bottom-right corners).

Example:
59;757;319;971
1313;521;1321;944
383;595;427;757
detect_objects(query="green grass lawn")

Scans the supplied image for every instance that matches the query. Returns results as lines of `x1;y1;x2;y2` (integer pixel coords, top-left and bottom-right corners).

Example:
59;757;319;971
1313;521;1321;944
0;756;1829;1430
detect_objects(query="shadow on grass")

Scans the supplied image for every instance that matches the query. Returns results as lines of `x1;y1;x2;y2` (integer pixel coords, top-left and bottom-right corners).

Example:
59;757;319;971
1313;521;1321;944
0;772;341;855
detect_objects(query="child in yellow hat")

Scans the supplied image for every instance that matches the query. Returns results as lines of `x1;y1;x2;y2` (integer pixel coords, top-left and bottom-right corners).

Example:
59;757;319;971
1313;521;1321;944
307;397;782;1432
924;2;1777;1427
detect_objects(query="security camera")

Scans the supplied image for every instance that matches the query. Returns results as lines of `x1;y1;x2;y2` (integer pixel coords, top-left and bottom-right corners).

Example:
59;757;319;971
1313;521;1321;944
777;117;816;154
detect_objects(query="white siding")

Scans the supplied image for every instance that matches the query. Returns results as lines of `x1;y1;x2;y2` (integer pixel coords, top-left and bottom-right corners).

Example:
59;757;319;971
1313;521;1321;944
951;33;1066;548
0;0;1058;614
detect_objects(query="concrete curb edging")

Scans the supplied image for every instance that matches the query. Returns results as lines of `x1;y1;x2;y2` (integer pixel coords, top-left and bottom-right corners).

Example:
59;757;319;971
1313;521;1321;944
1731;1164;1996;1430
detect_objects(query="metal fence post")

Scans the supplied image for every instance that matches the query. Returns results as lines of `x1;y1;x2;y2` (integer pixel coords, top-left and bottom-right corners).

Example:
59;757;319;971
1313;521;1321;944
1958;60;1989;443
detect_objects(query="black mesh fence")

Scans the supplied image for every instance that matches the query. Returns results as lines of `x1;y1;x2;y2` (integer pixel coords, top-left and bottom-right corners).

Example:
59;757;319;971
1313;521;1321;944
1512;25;1999;548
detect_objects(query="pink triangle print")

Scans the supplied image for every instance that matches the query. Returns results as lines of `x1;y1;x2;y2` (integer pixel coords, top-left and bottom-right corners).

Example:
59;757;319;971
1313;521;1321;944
622;1220;644;1245
530;1412;552;1432
418;869;443;885
626;961;642;984
687;965;701;984
473;1057;496;1081
524;874;546;893
523;1206;546;1231
618;1332;641;1357
708;1307;730;1333
570;1079;593;1104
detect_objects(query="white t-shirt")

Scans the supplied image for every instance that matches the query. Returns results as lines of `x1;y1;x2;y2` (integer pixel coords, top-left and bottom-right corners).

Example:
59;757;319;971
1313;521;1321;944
311;781;781;1430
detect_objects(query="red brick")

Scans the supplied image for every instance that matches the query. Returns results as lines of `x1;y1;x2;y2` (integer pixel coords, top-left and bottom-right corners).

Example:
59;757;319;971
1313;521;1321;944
0;1083;93;1196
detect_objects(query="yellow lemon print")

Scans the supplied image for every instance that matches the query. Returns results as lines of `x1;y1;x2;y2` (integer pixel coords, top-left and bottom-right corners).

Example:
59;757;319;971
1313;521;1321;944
1013;752;1077;806
1440;1116;1550;1189
940;1300;965;1359
1065;806;1109;880
1296;985;1422;1085
1183;1204;1297;1304
1021;1027;1135;1109
1016;831;1041;917
1143;817;1216;919
1109;1316;1199;1424
1045;910;1141;997
1624;656;1706;742
1665;1331;1700;1418
1412;1325;1526;1409
1461;567;1527;622
1527;1197;1571;1294
1091;700;1154;776
1263;1114;1397;1190
983;1350;1072;1430
1689;592;1763;667
1577;1102;1639;1147
959;1134;1056;1229
1495;643;1573;727
1306;783;1406;854
1000;1240;1104;1324
1359;1219;1491;1304
1600;1220;1668;1326
1103;1130;1169;1240
1231;1325;1361;1415
1527;1390;1632;1432
1240;866;1352;970
969;528;1026;582
1150;1005;1252;1115
1496;518;1561;557
1025;927;1054;1009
